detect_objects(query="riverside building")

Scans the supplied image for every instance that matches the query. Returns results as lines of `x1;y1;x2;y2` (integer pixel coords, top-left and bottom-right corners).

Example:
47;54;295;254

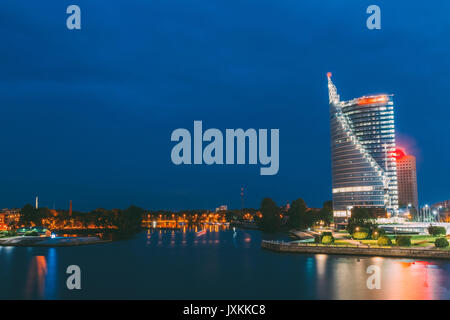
395;149;419;211
328;73;398;222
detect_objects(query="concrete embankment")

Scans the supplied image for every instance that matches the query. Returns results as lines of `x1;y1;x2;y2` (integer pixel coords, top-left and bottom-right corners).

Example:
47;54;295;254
262;240;450;260
0;236;111;247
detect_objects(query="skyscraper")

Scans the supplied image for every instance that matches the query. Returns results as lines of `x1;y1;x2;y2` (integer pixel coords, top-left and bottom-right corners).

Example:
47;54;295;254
395;149;419;211
328;73;398;222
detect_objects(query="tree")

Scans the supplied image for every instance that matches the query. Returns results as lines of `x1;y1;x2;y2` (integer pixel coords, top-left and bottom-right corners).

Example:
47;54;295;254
258;198;281;233
36;207;51;226
20;204;35;227
77;212;90;228
114;205;144;235
427;225;446;237
317;200;333;226
288;198;308;229
347;207;376;235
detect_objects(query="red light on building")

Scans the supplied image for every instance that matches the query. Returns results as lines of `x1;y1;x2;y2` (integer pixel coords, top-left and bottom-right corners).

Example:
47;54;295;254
394;148;406;160
357;95;388;105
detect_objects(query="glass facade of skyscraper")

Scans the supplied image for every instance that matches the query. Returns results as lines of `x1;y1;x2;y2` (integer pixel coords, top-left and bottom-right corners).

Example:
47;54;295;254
328;74;398;221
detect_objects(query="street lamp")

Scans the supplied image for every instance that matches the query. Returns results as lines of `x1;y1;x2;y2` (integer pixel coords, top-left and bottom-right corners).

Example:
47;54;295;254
407;203;412;220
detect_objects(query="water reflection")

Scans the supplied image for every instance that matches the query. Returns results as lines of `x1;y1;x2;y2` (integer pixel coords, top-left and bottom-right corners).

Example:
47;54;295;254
45;248;58;299
312;255;450;300
25;256;48;299
143;226;233;248
0;229;449;299
0;246;14;272
315;254;327;278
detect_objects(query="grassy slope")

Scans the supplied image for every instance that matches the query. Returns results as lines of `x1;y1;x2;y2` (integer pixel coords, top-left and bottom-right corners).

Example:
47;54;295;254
326;233;450;250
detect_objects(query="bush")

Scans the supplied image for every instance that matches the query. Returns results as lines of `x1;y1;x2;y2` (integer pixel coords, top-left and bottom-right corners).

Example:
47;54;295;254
352;231;369;240
395;235;411;247
315;232;334;244
435;237;449;248
428;226;447;237
24;230;39;236
377;236;392;246
321;235;335;244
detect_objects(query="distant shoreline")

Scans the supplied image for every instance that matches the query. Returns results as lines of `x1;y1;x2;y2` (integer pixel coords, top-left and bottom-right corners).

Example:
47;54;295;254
0;236;111;247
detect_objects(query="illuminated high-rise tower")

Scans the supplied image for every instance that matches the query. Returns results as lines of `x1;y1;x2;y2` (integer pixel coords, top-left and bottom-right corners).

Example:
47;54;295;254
395;149;419;211
328;73;398;222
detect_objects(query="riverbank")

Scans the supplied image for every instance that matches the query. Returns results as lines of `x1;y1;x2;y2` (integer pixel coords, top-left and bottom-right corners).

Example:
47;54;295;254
0;236;111;247
261;240;450;260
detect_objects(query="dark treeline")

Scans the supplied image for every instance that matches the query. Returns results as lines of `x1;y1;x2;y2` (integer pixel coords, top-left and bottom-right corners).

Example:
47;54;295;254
19;204;143;235
257;198;333;233
17;205;232;233
16;199;332;235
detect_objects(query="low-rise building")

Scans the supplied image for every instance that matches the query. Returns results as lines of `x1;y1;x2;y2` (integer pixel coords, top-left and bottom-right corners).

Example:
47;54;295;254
215;205;228;212
432;200;450;222
0;209;21;230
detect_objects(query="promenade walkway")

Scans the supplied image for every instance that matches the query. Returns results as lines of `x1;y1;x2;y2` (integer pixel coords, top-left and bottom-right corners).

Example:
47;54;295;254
0;236;110;247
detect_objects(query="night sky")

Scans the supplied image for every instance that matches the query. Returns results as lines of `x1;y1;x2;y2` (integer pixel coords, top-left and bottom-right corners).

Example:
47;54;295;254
0;1;449;211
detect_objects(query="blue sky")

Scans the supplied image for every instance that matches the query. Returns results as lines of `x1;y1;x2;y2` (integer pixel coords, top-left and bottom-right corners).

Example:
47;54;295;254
0;1;449;211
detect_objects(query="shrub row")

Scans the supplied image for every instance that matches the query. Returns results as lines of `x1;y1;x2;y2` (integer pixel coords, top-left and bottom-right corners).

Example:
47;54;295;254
353;231;368;240
351;228;386;240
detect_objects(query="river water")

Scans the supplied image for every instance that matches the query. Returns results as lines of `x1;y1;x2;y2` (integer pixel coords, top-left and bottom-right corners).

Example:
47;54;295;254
0;228;449;299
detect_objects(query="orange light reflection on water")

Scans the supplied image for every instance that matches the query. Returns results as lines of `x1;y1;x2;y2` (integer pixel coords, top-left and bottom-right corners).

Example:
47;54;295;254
325;257;447;300
25;256;47;299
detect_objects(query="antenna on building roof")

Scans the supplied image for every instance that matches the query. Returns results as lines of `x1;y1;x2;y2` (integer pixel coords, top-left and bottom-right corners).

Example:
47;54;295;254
327;72;340;105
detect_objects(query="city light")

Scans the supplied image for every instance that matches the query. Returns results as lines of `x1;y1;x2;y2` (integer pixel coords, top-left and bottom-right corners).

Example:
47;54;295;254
357;95;388;105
